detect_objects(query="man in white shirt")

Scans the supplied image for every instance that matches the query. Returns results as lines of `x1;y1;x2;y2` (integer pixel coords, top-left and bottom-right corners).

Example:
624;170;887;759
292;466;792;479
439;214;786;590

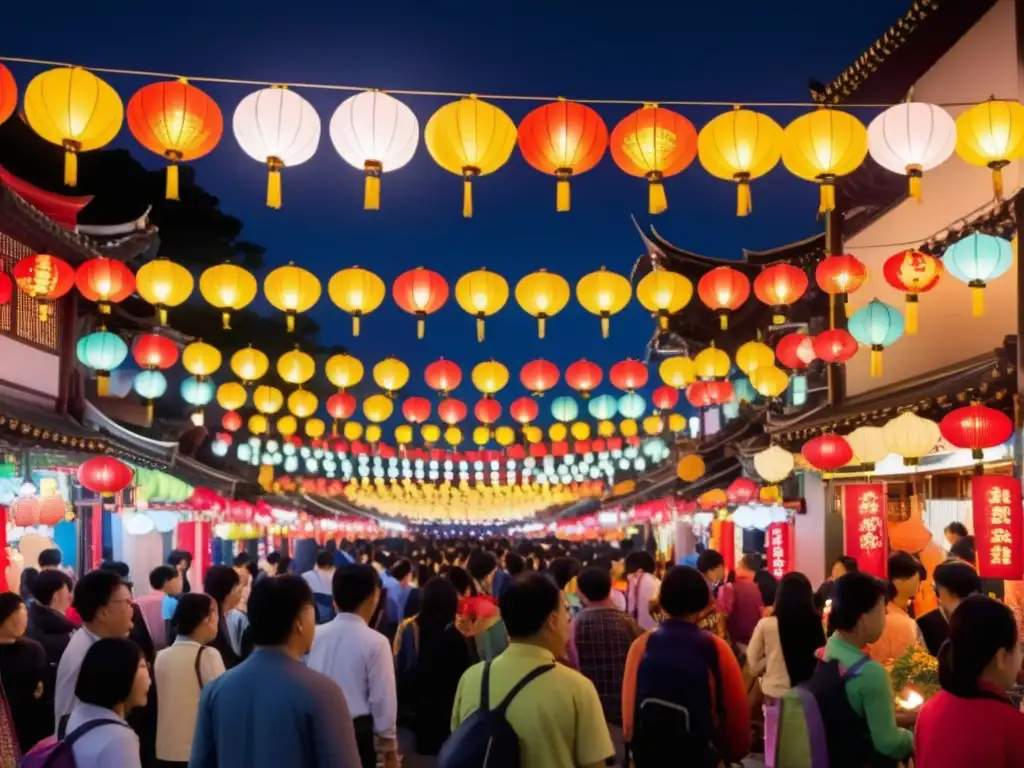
54;569;135;733
306;564;398;768
302;549;337;623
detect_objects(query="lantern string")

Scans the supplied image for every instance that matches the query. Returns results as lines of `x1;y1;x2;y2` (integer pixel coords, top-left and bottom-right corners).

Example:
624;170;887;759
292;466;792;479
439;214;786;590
0;54;1017;110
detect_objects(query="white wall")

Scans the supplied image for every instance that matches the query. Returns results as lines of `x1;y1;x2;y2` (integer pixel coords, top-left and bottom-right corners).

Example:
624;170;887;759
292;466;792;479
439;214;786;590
846;0;1021;396
0;335;59;400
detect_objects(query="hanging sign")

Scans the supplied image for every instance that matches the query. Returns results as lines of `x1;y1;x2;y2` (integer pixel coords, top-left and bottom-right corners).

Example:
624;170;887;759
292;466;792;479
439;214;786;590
766;521;793;579
842;483;888;579
711;518;736;572
971;475;1024;580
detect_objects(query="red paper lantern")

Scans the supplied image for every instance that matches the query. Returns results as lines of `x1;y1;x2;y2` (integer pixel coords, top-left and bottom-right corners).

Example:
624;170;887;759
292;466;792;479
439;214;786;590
474;398;502;425
753;264;808;324
13;254;75;321
939;403;1013;460
686;380;733;408
727;477;759;504
0;63;16;126
812;329;858;364
132;334;179;370
77;456;134;497
801;434;853;471
424;358;462;395
0;273;13;306
402;397;432;424
38;496;67;526
609;359;648;392
707;380;734;405
11;496;40;527
652;385;679;410
221;411;243;432
776;332;817;369
327;392;356;420
510;397;539;425
697;266;750;330
216;432;234;448
566;359;603;397
438;398;467;426
815;254;867;320
392;267;449;339
75;257;135;314
520;359;560;395
882;249;943;335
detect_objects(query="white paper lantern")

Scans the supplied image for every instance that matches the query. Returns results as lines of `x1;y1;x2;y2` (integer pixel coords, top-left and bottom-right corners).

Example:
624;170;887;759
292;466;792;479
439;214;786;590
882;411;940;466
753;444;794;484
731;504;755;529
329;91;419;210
750;504;773;531
846;426;889;466
867;103;956;202
147;509;180;534
123;511;155;536
233;87;321;209
768;504;789;525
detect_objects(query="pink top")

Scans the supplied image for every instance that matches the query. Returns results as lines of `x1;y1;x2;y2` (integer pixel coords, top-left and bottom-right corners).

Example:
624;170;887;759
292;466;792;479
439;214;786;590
625;572;661;630
135;592;167;650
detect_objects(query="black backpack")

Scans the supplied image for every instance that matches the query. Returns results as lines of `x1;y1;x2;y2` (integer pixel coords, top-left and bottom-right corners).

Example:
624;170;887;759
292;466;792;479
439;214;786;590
438;661;555;768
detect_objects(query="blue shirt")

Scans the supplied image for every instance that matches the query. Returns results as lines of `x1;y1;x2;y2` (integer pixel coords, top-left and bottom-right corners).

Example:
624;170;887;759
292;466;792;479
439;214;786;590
161;594;179;621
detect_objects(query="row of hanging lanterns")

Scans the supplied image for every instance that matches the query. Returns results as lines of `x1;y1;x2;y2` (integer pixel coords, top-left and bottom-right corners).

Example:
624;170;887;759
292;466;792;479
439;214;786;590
9;63;1024;214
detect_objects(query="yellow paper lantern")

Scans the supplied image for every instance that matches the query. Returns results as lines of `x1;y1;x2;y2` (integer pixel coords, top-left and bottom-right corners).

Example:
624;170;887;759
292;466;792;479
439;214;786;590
216;382;247;411
455;268;509;342
343;421;364;441
676;454;705;482
253;385;284;415
494;426;516;446
472;426;491;446
373;357;410;394
277;347;315;386
325;354;364;391
305;418;326;440
276;415;298;437
23;67;124;187
847;426;889;466
327;267;386;337
549;423;568;442
248;414;268;435
136;258;194;325
698;107;783;216
444;426;463;447
523;425;543;444
570;422;591;441
424;96;517;217
420;424;441;443
182;341;222;378
659;356;696;388
750;365;789;398
693;346;730;379
642;415;664;435
365;424;382;443
471;360;509;395
199;264;257;330
620;419;638;438
576;267;632;339
263;262;321;332
881;411;940;466
363;394;395;423
955;99;1024;199
636;270;693;329
514;269;571;339
230;346;269;384
735;340;775;376
288;389;318;419
395;424;414;445
699;488;728;510
668;413;687;432
597;420;616;438
782;107;868;214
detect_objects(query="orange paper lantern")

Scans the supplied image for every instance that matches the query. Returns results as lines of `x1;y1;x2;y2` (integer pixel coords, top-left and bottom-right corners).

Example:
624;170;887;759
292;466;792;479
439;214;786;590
610;105;697;214
816;254;867;321
392;267;449;339
697;266;750;330
0;63;16;126
75;257;135;315
753;264;808;324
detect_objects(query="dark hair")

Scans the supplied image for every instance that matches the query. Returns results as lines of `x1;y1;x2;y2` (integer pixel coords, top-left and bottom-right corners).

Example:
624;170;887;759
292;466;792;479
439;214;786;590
938;595;1018;696
548;556;581;590
577;566;612;603
950;537;976;564
18;567;39;601
445;566;474;596
467;550;498;581
232;552;251;568
203;565;240;609
887;552;924;601
624;550;656;575
266;552;282;566
944;522;969;538
696;550;725;575
933;560;982;599
774;572;816;616
417;577;459;629
76;638;143;708
499;572;561;639
38;548;62;568
0;593;24;626
332;565;380;613
658;566;710;618
174;593;216;636
739;553;763;572
247;574;313;646
834;556;859;574
74;570;127;622
168;550;192;568
149;566;178;591
774;573;825;689
416;563;434;588
391;559;413;582
99;560;131;581
276;556;292;575
31;570;73;606
315;549;335;569
504;552;525;576
828;572;888;632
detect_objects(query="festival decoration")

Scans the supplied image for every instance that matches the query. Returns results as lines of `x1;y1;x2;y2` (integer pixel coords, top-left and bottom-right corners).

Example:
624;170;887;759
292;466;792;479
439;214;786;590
609;359;648;392
697;266;750;331
971;475;1024;580
0;274;11;306
393;267;449;339
517;100;608;211
942;233;1013;317
753;264;808;324
674;454;705;483
750;366;789;398
641;415;663;436
424;96;517;217
248;414;268;435
848;299;904;377
842;483;887;578
766;521;793;579
401;397;432;424
343;422;363;441
455;268;509;342
305;419;326;440
12;254;75;321
24;67;123;186
867;102;956;202
363;394;394;423
474;398;502;425
753;444;794;484
955;98;1024;199
782;107;867;213
815;254;867;320
882;250;942;334
325;354;364;391
550;396;578;423
651;385;679;411
0;64;15;125
233;86;321;208
77;456;133;497
802;433;853;472
127;79;223;199
76;331;128;396
846;426;889;468
276;347;315;386
222;410;243;432
11;491;40;527
619;419;638;438
659;356;696;389
182;341;222;378
133;333;178;371
587;394;618;421
424;358;462;395
216;382;247;411
727;477;759;504
610;104;697;214
276;415;298;437
135;258;193;325
735;340;775;376
471;360;509;396
366;425;383;444
566;359;603;398
75;257;135;315
636;270;693;329
420;424;441;443
510;397;539;425
326;266;386;337
373;357;410;394
329;90;419;209
775;332;816;369
812;329;858;364
576;267;631;338
444;426;463;447
520;359;559;395
288;389;318;419
231;346;270;384
882;411;940;466
693;346;730;380
181;376;215;423
939;403;1014;460
133;370;168;420
618;393;646;420
438;399;467;426
253;385;285;415
263;262;321;332
326;392;356;426
199;263;258;330
515;270;571;338
686;380;733;408
698;107;782;216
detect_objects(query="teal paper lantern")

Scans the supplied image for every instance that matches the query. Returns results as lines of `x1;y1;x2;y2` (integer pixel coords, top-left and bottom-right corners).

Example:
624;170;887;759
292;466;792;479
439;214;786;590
181;376;215;426
942;233;1013;317
848;299;904;378
76;331;128;397
588;394;618;421
618;392;646;419
551;396;579;423
133;370;167;422
732;376;757;404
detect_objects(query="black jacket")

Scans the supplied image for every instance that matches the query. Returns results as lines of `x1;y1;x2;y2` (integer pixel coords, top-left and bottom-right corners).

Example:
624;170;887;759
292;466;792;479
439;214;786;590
25;601;76;674
917;608;949;657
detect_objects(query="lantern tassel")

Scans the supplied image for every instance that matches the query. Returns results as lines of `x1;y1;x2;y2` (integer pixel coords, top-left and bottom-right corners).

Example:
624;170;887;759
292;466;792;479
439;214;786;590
476;315;485;343
417;316;425;339
772;313;785;325
600;313;610;339
352;313;361;337
222;311;231;330
267;157;283;209
658;311;669;330
648;180;667;215
97;373;109;397
992;165;1005;200
844;297;853;318
157;307;167;325
462;167;479;218
971;285;985;317
818;182;836;214
537;315;547;339
38;304;49;323
828;293;836;330
905;296;918;335
146;401;154;424
907;166;922;203
62;140;80;187
556;177;570;212
736;174;752;217
166;163;180;201
332;419;338;437
364;161;382;210
98;301;111;316
870;347;883;378
719;313;728;331
286;312;295;333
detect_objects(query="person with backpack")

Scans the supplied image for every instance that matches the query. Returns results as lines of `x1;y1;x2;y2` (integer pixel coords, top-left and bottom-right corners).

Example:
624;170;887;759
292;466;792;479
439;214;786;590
301;549;337;624
153;594;225;768
445;571;613;768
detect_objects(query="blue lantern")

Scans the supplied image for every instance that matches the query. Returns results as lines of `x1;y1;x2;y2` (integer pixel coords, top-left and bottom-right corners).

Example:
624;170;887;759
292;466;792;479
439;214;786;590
181;376;215;426
76;331;128;397
618;392;646;419
942;233;1013;317
133;370;167;422
588;394;618;421
551;396;579;423
732;376;757;404
848;299;904;378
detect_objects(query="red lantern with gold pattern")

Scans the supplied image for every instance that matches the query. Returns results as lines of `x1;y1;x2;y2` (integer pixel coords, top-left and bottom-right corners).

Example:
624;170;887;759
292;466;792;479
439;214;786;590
802;434;853;471
77;456;134;497
438;398;467;426
75;257;135;315
402;397;432;424
566;359;603;398
425;358;462;395
882;249;943;335
776;332;817;370
0;63;16;126
753;264;808;324
132;334;179;370
520;359;560;396
510;397;539;425
13;254;75;321
393;267;449;339
474;398;502;425
939;403;1014;460
11;496;40;527
609;359;648;392
697;266;750;330
222;410;243;432
652;385;679;411
812;329;858;364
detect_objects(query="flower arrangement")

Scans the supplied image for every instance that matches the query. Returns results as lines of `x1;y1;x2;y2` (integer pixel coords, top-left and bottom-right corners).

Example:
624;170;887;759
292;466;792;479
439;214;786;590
886;647;940;703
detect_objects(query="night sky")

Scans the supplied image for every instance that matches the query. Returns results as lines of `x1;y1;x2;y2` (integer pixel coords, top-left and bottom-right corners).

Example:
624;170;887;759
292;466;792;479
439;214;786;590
4;1;908;414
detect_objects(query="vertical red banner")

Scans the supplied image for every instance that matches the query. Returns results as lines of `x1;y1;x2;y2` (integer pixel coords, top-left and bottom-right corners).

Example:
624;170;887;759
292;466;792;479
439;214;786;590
972;475;1024;580
716;519;736;573
766;521;792;579
842;483;888;579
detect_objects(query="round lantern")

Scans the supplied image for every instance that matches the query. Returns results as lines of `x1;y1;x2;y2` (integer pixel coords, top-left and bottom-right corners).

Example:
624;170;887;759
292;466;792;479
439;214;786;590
325;354;364;391
847;426;889;468
343;421;364;441
393;267;449;339
277;347;315;386
288;389;318;419
402;397;432;424
133;334;178;371
77;456;133;497
474;398;502;425
24;67;123;187
659;356;696;388
576;267;632;339
588;394;618;421
182;341;222;379
326;392;356;421
133;370;168;418
0;64;16;126
373;357;410;394
363;394;394;423
848;299;904;378
76;257;135;315
566;359;603;397
421;424;441;443
636;270;693;329
619;419;639;439
263;262;321;332
425;358;462;395
438;398;468;426
727;477;759;504
942;233;1013;317
394;425;414;445
253;385;285;415
444;426;463;447
276;415;298;437
127;79;223;199
609;359;648;392
698;107;783;216
424;96;517;217
216;382;247;411
0;274;11;306
525;424;546;443
230;346;270;384
327;266;386;336
686;381;727;409
693;346;730;380
618;393;646;420
596;421;616;439
642;416;664;436
329;90;419;210
812;329;858;364
13;254;75;321
697;266;750;330
473;426;492;446
471;361;509;396
698;489;728;512
520;359;559;395
753;264;808;324
76;331;128;396
676;454;705;483
668;413;687;432
495;426;516;447
248;414;268;435
652;385;679;411
776;332;816;369
510;397;539;425
753;444;795;484
551;396;579;423
802;434;853;472
882;411;940;466
782;107;868;213
750;366;789;398
867;102;956;202
11;495;40;527
882;250;942;334
815;254;867;319
181;377;215;421
305;419;326;440
736;340;775;376
38;496;68;527
939;403;1014;460
199;263;258;330
515;270;570;338
610;104;698;214
136;258;193;325
955;98;1024;199
222;410;243;433
233;87;321;208
455;268;509;342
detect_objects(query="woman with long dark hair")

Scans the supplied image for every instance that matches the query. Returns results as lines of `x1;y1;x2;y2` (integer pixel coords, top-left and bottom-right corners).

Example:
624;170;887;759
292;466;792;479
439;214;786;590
749;572;826;697
202;566;243;669
914;595;1024;767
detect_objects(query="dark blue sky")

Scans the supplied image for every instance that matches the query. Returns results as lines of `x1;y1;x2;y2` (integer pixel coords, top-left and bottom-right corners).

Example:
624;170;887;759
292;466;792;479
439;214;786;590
6;1;907;411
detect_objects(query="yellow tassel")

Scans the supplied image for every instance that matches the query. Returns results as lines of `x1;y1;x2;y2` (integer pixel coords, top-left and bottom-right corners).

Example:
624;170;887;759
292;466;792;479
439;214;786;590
818;182;835;214
63;141;79;187
364;171;381;211
476;315;485;343
993;165;1005;200
157;307;167;325
267;157;283;209
870;348;882;378
352;314;361;337
844;298;853;318
556;178;571;212
97;373;109;397
908;168;922;203
332;420;338;437
600;314;610;339
972;285;985;317
905;298;918;335
719;313;728;331
772;313;785;325
286;312;295;333
828;293;836;330
146;401;154;424
736;178;751;217
462;178;473;218
222;311;231;330
99;302;111;315
538;315;547;339
649;181;667;215
166;163;180;201
658;312;668;330
417;317;425;339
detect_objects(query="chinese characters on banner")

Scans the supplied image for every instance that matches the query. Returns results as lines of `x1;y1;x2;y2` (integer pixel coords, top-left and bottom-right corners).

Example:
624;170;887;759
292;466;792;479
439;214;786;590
765;521;793;579
971;475;1024;580
842;483;888;579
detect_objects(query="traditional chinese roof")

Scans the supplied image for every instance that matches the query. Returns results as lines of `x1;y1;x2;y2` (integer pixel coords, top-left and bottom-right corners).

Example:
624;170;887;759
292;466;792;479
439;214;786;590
0;397;111;457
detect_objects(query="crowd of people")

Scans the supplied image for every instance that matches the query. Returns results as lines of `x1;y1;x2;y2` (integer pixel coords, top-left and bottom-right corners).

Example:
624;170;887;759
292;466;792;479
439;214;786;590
0;535;1021;767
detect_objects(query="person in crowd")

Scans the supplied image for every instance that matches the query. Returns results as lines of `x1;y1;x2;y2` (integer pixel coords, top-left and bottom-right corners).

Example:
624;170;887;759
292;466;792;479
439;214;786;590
38;548;63;571
949;536;977;565
54;569;134;731
385;559;415;630
26;569;76;735
302;549;338;624
914;595;1024;767
466;548;499;596
167;550;192;594
504;551;525;578
399;563;435;621
450;572;614;768
190;575;362;768
203;565;245;668
549;555;583;617
306;564;398;768
694;549;729;638
749;572;826;697
154;593;225;768
0;592;47;753
717;553;765;651
814;555;859;609
135;566;181;652
624;550;662;631
491;550;513;600
19;566;39;602
753;560;779;610
917;560;982;657
944;521;973;550
591;556;627;610
459;552;508;660
99;561;156;665
867;552;925;663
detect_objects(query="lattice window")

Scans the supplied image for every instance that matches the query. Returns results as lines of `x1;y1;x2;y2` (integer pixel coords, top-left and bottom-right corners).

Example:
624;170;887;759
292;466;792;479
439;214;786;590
0;232;61;353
